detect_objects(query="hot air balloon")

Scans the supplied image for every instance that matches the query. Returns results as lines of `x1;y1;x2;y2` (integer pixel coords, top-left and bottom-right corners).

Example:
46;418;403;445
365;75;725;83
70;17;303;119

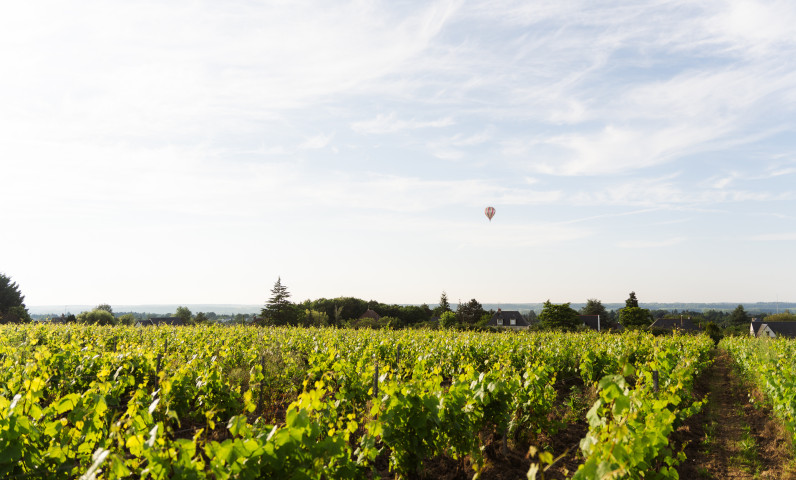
485;206;495;222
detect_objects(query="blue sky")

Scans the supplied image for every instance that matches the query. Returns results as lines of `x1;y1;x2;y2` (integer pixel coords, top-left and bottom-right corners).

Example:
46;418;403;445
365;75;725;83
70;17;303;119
1;0;794;307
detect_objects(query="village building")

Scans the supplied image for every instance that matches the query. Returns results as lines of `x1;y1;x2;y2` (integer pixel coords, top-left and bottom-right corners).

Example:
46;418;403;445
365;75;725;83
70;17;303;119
649;317;701;332
136;317;185;326
487;309;529;329
750;320;796;338
579;315;601;331
359;309;381;321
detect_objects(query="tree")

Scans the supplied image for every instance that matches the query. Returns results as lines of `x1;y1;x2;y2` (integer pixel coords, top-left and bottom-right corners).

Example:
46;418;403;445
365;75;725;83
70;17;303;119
397;305;429;325
420;303;432;316
0;273;31;324
625;292;639;308
619;306;653;328
77;308;117;325
581;299;619;329
305;297;368;323
2;306;32;324
457;298;485;325
96;303;113;314
704;309;729;325
174;306;192;324
705;322;723;345
439;311;458;329
650;309;668;320
581;299;608;318
261;277;298;326
729;305;750;325
382;316;405;330
194;312;210;324
332;305;343;326
618;291;651;328
478;312;493;327
433;291;452;317
538;300;580;331
303;309;329;327
118;313;136;326
761;311;796;322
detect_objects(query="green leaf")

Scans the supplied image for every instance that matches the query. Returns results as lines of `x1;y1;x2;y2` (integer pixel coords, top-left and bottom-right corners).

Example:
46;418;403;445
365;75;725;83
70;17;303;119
55;393;81;414
47;444;67;463
586;400;603;427
538;451;553;465
0;443;22;464
228;415;250;437
110;455;132;477
44;419;64;437
213;441;234;463
126;434;145;457
622;362;635;377
612;395;631;416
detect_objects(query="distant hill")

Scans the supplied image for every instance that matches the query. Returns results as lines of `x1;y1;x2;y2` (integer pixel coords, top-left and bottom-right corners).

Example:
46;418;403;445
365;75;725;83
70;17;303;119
28;304;262;316
480;302;796;315
29;301;795;316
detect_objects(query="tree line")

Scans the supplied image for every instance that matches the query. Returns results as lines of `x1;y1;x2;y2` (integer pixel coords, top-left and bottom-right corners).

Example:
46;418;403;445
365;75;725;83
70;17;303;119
2;273;793;332
256;278;475;329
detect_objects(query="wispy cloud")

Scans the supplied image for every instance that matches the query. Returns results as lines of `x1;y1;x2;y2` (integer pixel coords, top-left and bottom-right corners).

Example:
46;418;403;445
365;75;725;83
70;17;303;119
768;166;796;177
351;113;455;134
617;237;687;249
748;232;796;241
0;1;461;146
426;127;494;159
3;0;796;304
702;0;796;57
299;134;335;150
702;173;739;189
556;208;664;226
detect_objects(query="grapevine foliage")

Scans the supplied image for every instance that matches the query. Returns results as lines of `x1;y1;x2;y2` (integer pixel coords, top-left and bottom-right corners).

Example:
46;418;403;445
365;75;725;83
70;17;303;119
0;324;712;479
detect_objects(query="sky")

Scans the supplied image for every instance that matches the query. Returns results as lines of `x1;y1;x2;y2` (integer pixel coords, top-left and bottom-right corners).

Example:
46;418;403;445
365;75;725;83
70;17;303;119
1;0;795;307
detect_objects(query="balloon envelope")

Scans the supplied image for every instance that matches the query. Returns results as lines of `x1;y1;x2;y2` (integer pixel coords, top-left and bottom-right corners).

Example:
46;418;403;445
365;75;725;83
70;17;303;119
485;206;495;221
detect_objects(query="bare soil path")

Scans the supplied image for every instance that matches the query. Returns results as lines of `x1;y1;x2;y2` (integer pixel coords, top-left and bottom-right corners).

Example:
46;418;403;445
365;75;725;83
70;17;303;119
676;350;796;479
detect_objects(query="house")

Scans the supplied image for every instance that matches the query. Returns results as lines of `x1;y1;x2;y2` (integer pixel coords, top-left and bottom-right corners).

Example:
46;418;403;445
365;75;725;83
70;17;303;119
750;320;796;338
488;309;529;329
750;320;764;337
649;317;700;332
579;315;601;331
137;317;185;326
359;309;381;320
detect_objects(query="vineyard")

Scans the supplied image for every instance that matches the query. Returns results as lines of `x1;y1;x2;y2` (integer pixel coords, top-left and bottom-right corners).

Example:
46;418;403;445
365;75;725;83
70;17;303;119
1;324;791;479
721;336;796;444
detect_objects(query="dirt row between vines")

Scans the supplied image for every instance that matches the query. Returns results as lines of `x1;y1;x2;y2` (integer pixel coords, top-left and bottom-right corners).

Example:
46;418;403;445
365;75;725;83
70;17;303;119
675;349;796;479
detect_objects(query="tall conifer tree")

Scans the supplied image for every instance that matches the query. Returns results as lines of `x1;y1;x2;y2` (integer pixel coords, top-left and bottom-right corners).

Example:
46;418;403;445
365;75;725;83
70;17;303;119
261;277;296;326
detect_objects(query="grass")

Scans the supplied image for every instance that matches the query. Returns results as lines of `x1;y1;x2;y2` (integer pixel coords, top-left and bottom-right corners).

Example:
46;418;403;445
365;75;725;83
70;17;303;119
699;392;718;455
700;418;717;454
726;406;764;476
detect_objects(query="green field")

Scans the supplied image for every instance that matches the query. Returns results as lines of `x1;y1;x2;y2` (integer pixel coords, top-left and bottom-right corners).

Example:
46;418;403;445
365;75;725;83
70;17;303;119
0;324;775;479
